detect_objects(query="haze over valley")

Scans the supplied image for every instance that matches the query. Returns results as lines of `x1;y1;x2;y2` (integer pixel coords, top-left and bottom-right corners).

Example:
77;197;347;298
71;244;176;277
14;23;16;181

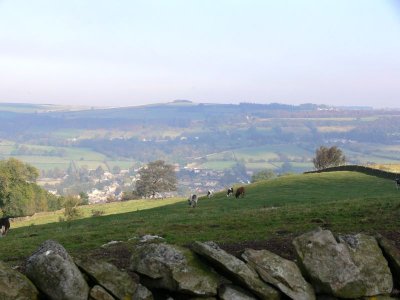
0;101;400;202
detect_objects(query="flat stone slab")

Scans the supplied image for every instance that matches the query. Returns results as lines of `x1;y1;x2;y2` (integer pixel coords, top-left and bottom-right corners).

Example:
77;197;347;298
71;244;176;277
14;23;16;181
293;228;392;298
26;240;89;300
0;261;39;300
130;242;218;297
218;284;257;300
76;256;138;300
191;241;281;300
376;234;400;286
242;248;315;300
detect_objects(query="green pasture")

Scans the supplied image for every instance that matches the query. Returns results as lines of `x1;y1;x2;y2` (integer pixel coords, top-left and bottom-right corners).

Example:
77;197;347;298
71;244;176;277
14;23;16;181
199;160;237;170
244;161;313;172
235;148;279;161
67;148;106;161
0;141;125;171
0;140;136;172
237;144;310;159
13;156;71;170
197;144;313;171
12;198;185;228
205;145;311;162
105;160;136;170
341;147;400;164
368;164;400;173
245;162;281;170
0;140;15;156
198;160;281;171
317;126;355;133
289;162;314;170
1;171;400;265
381;145;400;152
50;129;84;139
270;117;358;121
0;141;105;159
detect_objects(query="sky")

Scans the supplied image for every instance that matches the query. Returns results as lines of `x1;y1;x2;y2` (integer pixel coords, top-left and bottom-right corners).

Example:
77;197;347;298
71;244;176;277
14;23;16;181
0;0;399;108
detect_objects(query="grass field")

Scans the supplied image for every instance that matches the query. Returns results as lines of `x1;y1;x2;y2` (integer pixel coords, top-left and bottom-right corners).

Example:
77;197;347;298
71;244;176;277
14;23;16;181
1;171;399;266
196;144;313;171
317;126;355;133
368;164;400;173
0;140;136;171
341;147;400;165
206;145;311;161
3;136;400;175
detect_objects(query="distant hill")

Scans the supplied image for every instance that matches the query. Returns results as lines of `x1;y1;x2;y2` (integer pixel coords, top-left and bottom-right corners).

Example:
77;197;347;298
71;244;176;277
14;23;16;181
1;100;400;196
0;102;91;113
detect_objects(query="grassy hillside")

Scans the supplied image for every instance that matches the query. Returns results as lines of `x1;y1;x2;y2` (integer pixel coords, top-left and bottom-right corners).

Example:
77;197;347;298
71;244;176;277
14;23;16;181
1;171;399;265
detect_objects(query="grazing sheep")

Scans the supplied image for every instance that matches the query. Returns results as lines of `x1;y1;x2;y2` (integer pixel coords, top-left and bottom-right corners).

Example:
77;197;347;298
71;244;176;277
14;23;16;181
207;190;214;198
227;187;234;197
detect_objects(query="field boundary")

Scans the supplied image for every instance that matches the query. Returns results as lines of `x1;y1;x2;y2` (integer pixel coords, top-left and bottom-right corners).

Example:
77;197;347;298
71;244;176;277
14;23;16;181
304;165;399;180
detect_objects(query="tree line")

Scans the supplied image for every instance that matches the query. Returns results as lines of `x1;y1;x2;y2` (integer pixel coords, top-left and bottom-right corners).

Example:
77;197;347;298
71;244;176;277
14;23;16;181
0;158;179;216
0;158;63;216
0;146;344;217
251;146;346;183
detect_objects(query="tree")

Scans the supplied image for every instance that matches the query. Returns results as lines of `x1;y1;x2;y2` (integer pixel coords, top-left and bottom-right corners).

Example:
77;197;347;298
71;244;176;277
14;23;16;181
135;160;177;198
279;162;293;175
94;165;105;177
251;169;276;183
79;192;89;205
112;165;121;175
232;161;250;183
62;195;82;221
313;146;346;170
0;158;51;216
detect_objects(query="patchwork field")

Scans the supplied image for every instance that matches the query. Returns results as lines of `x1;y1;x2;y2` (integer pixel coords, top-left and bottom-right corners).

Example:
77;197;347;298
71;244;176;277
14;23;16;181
196;144;314;171
0;140;135;171
1;171;399;267
341;144;400;165
368;164;400;173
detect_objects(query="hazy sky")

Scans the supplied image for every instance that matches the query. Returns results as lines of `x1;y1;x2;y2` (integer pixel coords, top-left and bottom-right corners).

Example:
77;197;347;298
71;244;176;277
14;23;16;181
0;0;399;108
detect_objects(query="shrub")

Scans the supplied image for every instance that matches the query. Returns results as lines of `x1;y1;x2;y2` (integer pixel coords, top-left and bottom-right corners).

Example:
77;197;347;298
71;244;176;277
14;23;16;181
251;170;276;183
91;209;105;217
63;195;82;221
313;146;346;170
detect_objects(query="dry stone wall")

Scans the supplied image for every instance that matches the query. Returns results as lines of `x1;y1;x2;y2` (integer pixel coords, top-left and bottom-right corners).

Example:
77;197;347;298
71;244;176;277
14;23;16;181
304;165;398;180
1;228;400;299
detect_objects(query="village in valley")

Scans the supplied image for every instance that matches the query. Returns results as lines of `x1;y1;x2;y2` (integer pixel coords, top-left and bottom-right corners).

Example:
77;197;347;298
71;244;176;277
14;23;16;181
37;163;237;204
2;101;400;204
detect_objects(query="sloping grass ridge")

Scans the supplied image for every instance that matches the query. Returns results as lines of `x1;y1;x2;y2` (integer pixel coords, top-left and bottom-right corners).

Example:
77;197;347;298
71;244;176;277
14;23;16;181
1;171;399;265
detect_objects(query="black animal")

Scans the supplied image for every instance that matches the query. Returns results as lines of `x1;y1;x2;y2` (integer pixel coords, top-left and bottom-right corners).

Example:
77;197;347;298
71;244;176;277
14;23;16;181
227;187;234;197
235;186;245;198
0;217;11;237
395;178;400;189
188;194;198;208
